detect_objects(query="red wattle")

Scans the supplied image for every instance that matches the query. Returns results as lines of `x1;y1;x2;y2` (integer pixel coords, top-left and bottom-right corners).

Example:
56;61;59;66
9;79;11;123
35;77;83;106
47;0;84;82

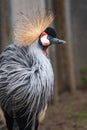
42;50;46;55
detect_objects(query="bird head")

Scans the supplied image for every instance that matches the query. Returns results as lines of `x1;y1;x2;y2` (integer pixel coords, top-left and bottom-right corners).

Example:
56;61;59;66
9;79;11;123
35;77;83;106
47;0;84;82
14;13;66;48
39;27;66;48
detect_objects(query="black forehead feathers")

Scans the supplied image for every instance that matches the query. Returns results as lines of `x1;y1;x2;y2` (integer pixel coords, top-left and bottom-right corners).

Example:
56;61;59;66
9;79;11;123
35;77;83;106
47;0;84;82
45;27;57;37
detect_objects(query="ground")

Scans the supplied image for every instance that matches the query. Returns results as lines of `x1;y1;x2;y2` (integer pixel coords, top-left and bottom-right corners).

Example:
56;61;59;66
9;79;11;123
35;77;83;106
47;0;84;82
0;90;87;130
39;90;87;130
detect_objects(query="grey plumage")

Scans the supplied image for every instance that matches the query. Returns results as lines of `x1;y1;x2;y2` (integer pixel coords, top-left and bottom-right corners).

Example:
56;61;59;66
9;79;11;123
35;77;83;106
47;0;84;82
0;23;65;130
0;40;54;122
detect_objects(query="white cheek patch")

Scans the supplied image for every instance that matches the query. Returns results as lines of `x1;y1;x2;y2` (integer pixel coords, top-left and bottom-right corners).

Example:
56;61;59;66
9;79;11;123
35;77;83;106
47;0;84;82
40;35;50;46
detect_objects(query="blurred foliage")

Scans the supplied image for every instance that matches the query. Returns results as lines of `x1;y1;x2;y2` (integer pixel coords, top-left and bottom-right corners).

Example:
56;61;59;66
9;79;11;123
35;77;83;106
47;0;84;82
80;66;87;86
80;67;87;74
75;112;87;121
65;110;87;121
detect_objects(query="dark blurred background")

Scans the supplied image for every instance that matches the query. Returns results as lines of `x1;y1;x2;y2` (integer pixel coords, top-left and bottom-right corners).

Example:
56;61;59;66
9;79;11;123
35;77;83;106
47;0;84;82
0;0;87;130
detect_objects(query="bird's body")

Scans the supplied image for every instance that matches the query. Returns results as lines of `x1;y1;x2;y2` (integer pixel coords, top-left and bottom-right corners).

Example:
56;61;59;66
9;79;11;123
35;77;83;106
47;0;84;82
0;13;65;130
0;41;54;130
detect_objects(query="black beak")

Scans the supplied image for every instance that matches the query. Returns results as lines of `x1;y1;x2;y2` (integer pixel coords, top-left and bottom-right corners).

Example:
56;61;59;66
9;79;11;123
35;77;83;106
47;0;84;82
50;38;66;44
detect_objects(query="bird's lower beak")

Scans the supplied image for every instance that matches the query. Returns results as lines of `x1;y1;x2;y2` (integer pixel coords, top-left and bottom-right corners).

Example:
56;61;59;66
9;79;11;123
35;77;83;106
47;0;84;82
50;38;66;44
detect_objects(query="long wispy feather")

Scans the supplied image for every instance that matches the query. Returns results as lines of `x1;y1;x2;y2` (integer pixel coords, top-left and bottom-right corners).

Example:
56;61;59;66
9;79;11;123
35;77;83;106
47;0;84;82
14;13;54;46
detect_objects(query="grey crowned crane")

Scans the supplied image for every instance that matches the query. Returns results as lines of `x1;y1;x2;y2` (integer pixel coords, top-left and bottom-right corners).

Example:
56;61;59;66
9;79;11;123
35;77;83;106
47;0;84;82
0;13;65;130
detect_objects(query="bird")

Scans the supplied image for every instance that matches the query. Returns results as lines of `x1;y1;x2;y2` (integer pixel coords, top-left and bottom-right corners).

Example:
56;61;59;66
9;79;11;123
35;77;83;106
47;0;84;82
0;13;65;130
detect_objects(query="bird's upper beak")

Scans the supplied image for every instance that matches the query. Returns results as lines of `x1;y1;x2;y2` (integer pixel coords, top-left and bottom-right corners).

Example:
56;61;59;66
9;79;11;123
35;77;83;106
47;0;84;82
50;38;66;44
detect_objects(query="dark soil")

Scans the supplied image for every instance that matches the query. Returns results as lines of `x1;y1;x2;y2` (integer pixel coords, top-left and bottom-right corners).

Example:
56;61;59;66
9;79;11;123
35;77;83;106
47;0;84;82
1;90;87;130
39;91;87;130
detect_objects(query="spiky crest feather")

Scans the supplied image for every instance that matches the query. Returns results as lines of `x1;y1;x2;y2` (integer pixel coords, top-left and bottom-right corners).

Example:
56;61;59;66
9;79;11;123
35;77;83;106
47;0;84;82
14;13;54;46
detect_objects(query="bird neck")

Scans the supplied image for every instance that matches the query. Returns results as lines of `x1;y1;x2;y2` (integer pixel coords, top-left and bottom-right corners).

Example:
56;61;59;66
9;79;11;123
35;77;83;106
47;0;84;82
29;40;47;56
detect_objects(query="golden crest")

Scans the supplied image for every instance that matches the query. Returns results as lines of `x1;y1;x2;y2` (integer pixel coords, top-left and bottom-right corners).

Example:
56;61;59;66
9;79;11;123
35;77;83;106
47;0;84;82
14;12;54;46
